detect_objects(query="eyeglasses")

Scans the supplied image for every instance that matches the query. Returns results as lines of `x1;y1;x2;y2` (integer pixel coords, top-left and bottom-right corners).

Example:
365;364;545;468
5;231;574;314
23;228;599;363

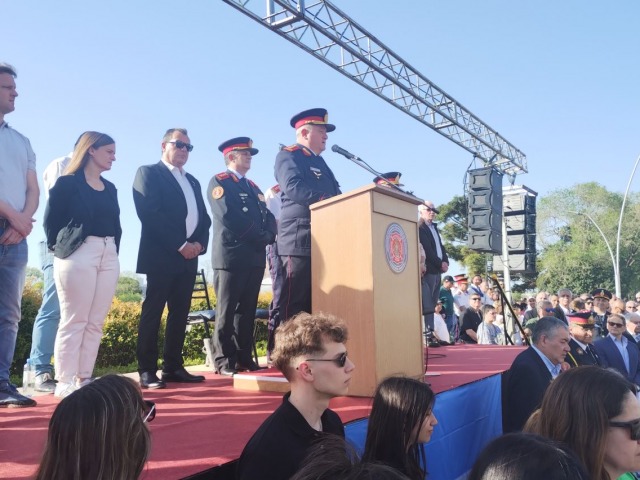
305;351;348;368
586;301;593;305
166;140;194;152
143;400;156;423
608;321;625;328
610;418;640;440
544;308;556;313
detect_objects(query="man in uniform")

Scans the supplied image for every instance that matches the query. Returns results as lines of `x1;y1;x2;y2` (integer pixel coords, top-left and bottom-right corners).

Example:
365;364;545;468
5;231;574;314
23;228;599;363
565;312;601;367
591;288;612;338
274;108;341;324
208;137;276;376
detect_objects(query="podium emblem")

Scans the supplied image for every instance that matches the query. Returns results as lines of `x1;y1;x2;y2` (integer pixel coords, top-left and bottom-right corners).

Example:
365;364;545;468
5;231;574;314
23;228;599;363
384;223;408;273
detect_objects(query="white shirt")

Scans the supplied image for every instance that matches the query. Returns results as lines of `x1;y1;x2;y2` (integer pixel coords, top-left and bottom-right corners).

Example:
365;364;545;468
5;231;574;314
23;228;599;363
264;185;281;221
43;153;72;196
161;159;198;241
426;221;443;260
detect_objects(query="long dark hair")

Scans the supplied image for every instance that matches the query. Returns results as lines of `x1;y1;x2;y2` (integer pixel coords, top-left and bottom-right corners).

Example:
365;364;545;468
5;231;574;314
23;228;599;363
362;376;435;479
64;131;115;175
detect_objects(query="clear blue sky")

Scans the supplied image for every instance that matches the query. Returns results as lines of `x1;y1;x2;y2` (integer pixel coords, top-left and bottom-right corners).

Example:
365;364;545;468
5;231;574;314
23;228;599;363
5;1;640;275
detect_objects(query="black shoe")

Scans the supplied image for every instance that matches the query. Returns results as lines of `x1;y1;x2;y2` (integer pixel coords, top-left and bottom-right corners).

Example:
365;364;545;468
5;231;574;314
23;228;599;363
236;361;262;372
0;383;37;408
161;367;205;383
140;372;166;389
216;367;238;377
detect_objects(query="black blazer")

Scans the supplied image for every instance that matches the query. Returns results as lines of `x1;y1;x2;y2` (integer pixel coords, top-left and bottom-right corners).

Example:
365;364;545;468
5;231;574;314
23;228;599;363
44;169;122;259
502;347;553;433
133;161;211;275
418;220;449;274
207;171;277;269
594;336;640;385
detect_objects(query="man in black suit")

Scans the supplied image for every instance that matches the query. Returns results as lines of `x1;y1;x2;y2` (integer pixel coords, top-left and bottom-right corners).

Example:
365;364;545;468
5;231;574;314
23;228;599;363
594;313;640;386
566;312;601;367
207;137;277;376
553;288;572;324
502;316;571;433
133;128;211;389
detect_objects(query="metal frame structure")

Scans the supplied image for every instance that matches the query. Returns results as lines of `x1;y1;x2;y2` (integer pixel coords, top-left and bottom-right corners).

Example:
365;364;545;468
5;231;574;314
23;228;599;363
222;0;527;176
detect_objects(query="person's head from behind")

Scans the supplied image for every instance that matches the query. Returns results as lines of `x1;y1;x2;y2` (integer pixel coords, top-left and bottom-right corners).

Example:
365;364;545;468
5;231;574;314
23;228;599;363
363;376;437;479
65;131;116;176
482;305;496;323
35;374;152;480
531;316;571;364
291;435;411;480
272;312;354;396
524;366;639;480
536;300;553;319
467;433;589;480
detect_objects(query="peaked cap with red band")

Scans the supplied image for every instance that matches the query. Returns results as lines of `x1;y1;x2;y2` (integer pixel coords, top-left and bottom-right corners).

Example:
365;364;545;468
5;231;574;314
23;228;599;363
290;108;336;132
218;137;259;156
373;171;403;186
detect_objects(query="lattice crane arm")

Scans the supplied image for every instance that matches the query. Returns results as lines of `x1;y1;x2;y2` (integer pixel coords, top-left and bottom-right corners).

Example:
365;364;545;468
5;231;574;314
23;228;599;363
222;0;527;176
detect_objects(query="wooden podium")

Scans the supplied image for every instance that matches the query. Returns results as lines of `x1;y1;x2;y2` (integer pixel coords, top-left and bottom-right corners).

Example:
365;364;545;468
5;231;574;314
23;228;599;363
310;184;425;397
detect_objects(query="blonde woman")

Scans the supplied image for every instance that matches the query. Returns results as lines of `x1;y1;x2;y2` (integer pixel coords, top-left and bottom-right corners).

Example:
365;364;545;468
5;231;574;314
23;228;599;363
44;132;121;397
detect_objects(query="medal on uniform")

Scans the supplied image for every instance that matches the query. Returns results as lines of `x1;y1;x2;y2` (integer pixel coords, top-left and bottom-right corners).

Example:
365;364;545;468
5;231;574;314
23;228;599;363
310;166;322;179
242;207;249;212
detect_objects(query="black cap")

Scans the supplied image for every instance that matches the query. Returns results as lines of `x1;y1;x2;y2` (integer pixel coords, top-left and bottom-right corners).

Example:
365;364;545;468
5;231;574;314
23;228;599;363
218;137;259;156
443;275;454;283
590;288;612;300
290;108;336;132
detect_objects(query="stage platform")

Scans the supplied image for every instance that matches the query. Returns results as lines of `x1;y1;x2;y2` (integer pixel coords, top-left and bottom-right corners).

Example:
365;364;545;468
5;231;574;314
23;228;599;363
0;345;522;480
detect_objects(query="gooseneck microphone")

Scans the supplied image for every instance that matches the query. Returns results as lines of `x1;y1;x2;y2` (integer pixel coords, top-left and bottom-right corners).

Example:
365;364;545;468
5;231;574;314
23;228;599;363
331;144;361;161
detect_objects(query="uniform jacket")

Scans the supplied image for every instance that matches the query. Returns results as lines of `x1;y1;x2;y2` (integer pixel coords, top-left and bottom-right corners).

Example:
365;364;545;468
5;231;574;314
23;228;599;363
133;161;211;275
274;144;340;257
502;347;553;433
418;220;449;274
44;169;122;259
207;170;277;269
566;338;601;367
594;336;640;385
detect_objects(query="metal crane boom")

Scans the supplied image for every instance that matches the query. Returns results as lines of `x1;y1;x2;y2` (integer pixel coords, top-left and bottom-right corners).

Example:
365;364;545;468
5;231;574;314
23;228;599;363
223;0;527;176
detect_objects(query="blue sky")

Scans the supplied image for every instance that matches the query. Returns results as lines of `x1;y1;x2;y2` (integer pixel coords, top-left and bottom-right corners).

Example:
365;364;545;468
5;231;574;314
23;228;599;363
4;1;640;275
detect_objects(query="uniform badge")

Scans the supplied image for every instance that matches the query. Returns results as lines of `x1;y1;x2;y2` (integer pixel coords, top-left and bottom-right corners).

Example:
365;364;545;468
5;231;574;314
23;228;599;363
242;207;249;212
310;166;322;179
211;186;224;199
258;194;265;202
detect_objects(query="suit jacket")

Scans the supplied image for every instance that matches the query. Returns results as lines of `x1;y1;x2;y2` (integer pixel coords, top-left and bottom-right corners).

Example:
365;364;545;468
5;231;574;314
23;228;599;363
502;347;553;433
207;170;277;269
274;144;340;257
566;338;601;367
44;169;122;259
418;220;448;274
133;161;211;275
553;306;569;325
594;336;640;385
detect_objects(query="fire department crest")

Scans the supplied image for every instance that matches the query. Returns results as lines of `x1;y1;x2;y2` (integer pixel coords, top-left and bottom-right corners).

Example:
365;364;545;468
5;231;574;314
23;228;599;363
384;223;408;273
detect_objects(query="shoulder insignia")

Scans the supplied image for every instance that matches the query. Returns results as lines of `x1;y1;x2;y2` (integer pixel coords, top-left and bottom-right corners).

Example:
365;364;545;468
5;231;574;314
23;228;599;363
301;147;312;156
211;186;224;200
215;172;230;180
247;178;258;189
271;184;281;193
283;144;300;152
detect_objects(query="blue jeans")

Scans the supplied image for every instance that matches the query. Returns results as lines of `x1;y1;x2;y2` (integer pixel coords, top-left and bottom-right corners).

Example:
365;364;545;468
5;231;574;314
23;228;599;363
0;230;28;384
29;242;60;375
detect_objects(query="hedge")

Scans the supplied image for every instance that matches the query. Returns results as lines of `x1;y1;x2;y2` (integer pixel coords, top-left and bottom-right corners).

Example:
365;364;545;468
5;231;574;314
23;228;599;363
12;284;272;378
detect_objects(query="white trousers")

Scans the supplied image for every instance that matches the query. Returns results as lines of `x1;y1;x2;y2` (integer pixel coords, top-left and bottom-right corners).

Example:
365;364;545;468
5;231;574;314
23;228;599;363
53;236;119;384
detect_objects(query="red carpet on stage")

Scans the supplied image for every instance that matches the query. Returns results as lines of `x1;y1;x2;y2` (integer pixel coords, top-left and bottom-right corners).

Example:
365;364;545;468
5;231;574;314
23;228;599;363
0;345;522;480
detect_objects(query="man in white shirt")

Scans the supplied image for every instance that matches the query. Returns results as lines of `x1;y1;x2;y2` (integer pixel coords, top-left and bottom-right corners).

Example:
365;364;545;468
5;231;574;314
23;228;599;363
453;274;470;317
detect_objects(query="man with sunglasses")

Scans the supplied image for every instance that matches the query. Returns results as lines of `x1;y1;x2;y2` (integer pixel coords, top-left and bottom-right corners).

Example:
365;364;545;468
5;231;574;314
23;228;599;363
418;200;449;336
206;137;277;376
133;128;211;389
237;312;355;480
565;312;601;367
594;313;640;386
460;295;483;343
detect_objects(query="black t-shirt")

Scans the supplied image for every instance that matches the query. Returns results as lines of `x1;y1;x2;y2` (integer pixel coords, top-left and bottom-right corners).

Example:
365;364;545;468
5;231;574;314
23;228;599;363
87;187;119;238
237;392;345;480
460;309;483;343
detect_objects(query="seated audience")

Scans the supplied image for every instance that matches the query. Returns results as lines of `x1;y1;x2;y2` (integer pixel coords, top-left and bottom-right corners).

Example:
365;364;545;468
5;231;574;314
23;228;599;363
467;432;589;480
362;376;438;480
432;300;451;345
460;294;483;343
502;317;570;433
237;312;355;480
477;304;502;345
525;366;640;480
291;435;410;480
594;313;640;386
35;374;152;480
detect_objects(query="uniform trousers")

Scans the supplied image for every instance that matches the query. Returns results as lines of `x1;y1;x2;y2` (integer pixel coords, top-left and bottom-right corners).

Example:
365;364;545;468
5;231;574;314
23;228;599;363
212;267;265;371
54;236;119;384
266;243;283;353
277;255;311;323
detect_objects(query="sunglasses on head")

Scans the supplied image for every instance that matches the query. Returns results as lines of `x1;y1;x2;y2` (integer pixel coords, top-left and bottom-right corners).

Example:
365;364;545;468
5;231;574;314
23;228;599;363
143;400;156;423
305;351;348;368
167;140;194;152
610;418;640;440
608;321;625;328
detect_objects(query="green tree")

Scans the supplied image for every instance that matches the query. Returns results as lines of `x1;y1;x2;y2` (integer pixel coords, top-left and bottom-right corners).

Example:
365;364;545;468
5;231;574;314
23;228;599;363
536;182;640;297
115;275;143;303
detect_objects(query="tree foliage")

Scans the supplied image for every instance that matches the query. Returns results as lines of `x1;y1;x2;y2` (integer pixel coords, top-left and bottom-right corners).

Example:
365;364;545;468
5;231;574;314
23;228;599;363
536;182;640;297
115;275;143;303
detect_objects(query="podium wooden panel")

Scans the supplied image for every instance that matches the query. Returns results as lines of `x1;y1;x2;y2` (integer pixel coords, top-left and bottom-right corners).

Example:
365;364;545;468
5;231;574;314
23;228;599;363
310;184;424;397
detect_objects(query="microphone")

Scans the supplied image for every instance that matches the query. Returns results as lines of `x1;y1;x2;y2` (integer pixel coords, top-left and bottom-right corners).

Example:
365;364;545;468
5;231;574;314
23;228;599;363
331;144;361;161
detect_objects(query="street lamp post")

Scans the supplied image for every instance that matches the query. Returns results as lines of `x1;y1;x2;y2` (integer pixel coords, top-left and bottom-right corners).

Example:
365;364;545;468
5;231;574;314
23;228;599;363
616;154;640;299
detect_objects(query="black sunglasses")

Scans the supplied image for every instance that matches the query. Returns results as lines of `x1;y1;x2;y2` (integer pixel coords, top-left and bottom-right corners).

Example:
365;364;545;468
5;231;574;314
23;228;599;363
167;140;194;152
305;351;348;368
610;418;640;440
143;400;156;423
471;297;481;301
608;321;625;328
